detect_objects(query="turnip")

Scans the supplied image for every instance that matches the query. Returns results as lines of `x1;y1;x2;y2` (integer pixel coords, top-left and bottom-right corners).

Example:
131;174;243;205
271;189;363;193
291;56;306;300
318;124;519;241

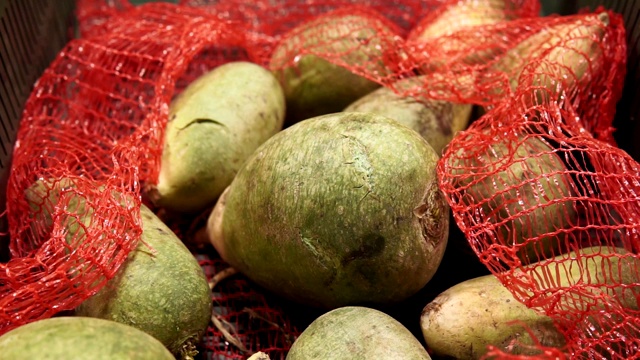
25;179;212;359
208;112;449;308
287;307;431;359
0;317;175;359
151;61;285;213
269;11;399;124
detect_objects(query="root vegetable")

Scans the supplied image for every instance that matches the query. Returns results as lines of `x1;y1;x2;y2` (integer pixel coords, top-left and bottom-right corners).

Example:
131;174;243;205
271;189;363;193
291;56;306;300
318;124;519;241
0;317;175;359
209;112;449;308
287;306;431;360
344;75;472;155
25;179;212;359
151;61;286;213
448;134;578;264
420;274;564;359
421;246;640;359
269;10;399;124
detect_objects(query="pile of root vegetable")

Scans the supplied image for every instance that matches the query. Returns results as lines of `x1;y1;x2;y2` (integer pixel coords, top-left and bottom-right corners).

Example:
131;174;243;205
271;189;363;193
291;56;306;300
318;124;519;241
1;0;639;359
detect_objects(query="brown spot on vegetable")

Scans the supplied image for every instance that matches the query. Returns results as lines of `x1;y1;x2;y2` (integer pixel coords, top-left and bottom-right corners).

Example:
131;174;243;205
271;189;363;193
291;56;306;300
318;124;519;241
340;234;386;266
414;180;448;250
323;270;338;288
177;118;226;132
422;295;446;317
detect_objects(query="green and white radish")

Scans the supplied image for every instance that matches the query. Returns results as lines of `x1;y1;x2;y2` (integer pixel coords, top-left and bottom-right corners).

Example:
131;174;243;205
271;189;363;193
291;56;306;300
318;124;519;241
75;205;212;359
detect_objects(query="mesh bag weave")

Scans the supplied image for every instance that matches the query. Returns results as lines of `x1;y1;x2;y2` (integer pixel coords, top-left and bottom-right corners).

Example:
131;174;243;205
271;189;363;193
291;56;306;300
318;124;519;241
434;7;638;360
1;0;637;359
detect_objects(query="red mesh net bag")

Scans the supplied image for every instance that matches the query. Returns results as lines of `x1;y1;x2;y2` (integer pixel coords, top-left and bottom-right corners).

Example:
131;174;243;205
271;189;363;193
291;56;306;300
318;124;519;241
3;1;301;358
434;7;639;360
2;0;638;359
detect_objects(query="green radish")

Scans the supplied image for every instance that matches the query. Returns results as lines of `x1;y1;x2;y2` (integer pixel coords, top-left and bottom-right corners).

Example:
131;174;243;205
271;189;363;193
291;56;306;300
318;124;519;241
287;306;432;359
208;112;449;309
0;317;175;359
269;10;400;125
344;75;472;155
150;61;286;214
421;246;640;359
25;179;212;360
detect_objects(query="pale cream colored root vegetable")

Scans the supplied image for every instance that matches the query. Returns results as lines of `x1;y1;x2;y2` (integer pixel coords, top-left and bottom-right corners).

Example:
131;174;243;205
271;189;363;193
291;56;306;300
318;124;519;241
412;0;523;41
421;246;640;359
490;12;609;100
248;352;271;360
421;274;565;359
207;186;229;260
409;0;527;69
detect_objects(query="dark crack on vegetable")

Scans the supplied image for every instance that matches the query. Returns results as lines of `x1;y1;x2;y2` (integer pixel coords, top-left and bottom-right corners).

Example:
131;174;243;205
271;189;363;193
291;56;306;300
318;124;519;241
177;118;227;132
414;180;448;250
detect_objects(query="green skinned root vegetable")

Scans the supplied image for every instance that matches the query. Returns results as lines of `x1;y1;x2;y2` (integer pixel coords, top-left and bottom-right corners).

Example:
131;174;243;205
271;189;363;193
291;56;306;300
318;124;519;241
449;134;578;264
151;61;285;213
269;11;399;125
25;179;212;359
75;205;212;359
421;246;640;359
344;75;473;156
0;317;175;360
208;112;449;309
287;306;432;360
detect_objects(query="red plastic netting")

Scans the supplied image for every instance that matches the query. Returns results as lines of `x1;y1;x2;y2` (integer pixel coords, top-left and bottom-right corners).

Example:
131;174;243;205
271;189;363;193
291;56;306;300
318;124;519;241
1;0;637;359
433;7;638;360
195;253;301;359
